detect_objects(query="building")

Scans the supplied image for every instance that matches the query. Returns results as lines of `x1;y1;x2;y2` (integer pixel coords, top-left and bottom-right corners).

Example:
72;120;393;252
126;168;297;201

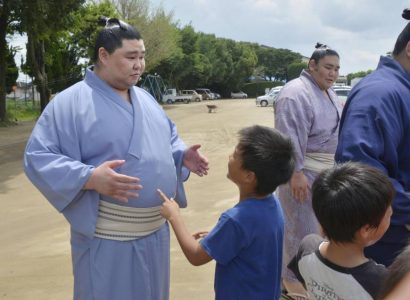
334;75;348;86
6;81;40;101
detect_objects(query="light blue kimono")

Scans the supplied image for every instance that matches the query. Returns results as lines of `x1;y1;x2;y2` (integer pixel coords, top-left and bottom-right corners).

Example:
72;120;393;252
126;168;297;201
24;68;188;300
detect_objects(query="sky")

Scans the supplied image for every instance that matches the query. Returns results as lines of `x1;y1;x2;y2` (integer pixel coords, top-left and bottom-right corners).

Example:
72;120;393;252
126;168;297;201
150;0;410;75
9;0;410;81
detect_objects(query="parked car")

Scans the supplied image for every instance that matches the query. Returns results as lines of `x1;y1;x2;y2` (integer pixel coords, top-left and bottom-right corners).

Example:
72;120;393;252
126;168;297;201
180;90;202;102
195;88;214;100
213;92;221;99
256;87;282;107
231;91;248;99
333;85;351;106
161;88;191;104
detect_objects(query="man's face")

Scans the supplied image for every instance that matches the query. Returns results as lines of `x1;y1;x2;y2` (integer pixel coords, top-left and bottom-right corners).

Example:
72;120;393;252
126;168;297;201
101;39;146;91
309;55;340;90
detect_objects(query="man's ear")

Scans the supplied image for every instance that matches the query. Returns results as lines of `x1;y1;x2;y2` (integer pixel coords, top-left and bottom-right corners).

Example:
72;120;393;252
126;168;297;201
308;59;317;72
98;47;109;64
405;41;410;59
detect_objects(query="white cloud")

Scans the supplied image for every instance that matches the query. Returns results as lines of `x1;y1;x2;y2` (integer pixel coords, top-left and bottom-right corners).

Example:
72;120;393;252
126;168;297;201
9;0;410;78
151;0;410;74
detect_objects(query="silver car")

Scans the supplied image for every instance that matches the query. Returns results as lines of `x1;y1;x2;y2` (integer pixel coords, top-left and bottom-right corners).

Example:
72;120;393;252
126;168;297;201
333;86;351;106
231;91;248;99
256;87;282;107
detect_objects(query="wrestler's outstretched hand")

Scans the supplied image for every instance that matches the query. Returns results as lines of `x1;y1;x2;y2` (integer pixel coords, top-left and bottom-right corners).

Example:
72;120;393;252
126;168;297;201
183;144;209;176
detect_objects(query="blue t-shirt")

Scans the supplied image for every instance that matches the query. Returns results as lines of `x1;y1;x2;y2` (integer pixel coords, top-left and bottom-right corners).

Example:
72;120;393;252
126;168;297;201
200;194;284;300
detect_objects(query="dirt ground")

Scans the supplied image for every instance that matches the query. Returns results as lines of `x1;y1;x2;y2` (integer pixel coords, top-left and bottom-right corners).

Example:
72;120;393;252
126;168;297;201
0;99;275;300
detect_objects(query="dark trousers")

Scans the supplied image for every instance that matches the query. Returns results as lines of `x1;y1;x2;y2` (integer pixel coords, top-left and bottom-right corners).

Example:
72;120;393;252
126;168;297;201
364;224;410;267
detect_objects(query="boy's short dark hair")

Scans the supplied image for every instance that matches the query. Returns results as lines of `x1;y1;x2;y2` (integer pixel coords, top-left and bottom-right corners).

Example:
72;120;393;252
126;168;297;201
237;125;295;195
312;162;395;243
93;17;142;63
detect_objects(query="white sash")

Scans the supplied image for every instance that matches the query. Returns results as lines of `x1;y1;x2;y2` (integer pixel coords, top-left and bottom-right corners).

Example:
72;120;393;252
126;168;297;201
94;200;166;241
304;152;335;173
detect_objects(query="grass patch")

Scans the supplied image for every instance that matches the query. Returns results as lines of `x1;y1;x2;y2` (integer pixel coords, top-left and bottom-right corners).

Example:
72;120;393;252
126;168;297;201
5;99;40;123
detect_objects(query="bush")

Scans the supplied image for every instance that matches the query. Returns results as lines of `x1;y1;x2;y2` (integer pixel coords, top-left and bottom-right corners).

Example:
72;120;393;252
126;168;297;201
287;62;308;81
241;81;284;97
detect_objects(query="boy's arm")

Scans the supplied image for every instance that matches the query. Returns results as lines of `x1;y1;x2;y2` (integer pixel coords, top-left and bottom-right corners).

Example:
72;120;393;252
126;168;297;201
158;189;212;266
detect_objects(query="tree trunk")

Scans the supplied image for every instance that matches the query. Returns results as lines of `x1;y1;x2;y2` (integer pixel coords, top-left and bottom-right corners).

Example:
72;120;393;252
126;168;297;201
0;1;9;122
28;35;50;112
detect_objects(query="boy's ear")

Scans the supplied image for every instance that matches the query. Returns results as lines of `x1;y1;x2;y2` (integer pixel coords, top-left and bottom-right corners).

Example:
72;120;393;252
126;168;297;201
244;170;256;183
357;224;373;241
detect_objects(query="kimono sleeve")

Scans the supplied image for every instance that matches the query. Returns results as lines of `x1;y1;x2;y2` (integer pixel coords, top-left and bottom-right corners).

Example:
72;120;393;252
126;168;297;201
24;99;94;213
168;118;189;207
168;118;188;177
200;213;247;265
275;96;314;171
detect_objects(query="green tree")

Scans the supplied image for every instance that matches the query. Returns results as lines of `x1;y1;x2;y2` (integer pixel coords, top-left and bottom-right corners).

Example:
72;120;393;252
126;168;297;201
45;34;83;93
223;41;257;91
111;0;179;72
151;25;197;89
347;69;373;85
195;33;233;91
70;1;118;63
0;0;22;122
6;46;19;94
20;0;85;112
287;61;307;81
254;46;302;81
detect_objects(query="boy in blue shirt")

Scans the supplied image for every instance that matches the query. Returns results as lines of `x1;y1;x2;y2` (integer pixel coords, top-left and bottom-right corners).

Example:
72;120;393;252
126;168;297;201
158;125;295;300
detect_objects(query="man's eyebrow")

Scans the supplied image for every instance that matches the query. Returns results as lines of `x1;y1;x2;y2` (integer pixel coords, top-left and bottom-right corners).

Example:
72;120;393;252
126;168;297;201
324;63;339;68
125;50;145;55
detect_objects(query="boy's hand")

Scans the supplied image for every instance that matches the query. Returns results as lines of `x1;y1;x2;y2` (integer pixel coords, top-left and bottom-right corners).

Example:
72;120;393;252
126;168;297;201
192;231;209;240
157;189;180;221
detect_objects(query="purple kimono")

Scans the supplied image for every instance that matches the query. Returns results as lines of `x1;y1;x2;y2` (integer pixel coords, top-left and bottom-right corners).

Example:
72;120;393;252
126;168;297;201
274;70;342;281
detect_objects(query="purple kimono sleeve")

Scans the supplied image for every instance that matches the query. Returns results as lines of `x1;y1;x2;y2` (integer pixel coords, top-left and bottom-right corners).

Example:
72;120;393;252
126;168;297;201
275;96;313;171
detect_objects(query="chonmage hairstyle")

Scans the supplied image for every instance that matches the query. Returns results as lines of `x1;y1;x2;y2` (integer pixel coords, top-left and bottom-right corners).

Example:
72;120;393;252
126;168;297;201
393;9;410;56
93;17;142;63
309;42;339;64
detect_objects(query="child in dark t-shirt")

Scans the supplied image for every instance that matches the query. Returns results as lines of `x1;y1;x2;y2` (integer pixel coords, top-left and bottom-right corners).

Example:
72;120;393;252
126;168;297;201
158;125;295;300
289;162;395;300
